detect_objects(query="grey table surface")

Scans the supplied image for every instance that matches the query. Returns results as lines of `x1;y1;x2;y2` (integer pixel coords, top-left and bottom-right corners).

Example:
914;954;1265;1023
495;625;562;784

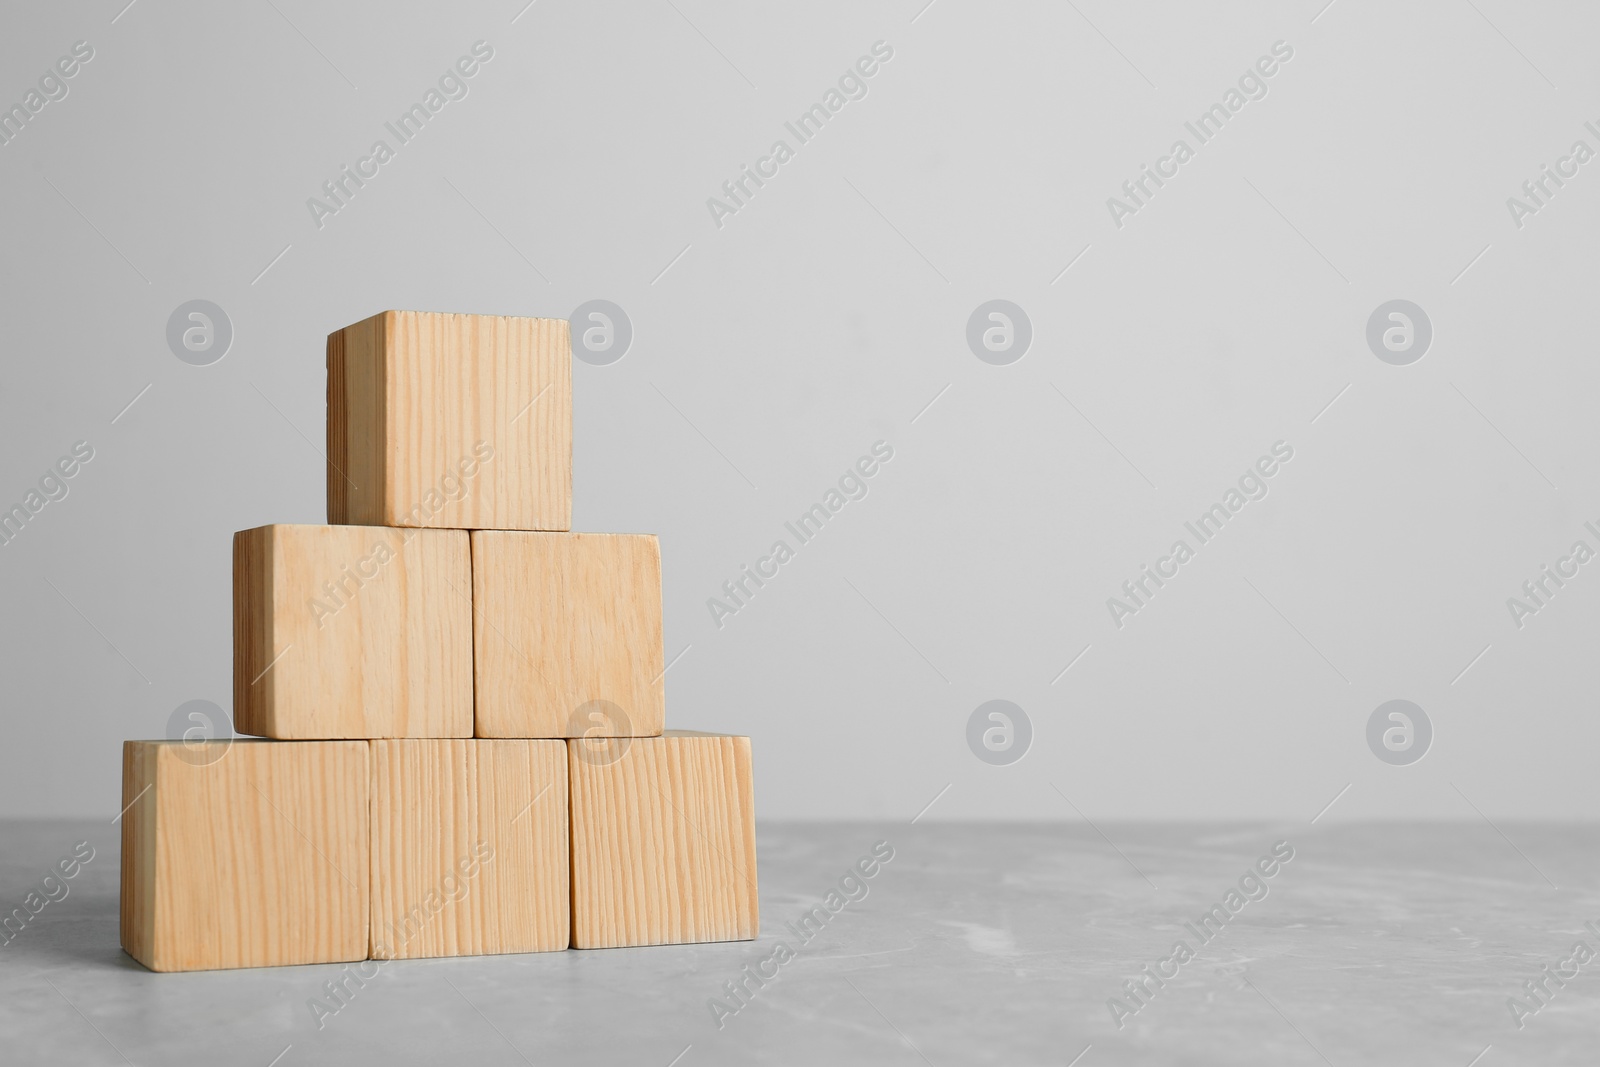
2;819;1598;1066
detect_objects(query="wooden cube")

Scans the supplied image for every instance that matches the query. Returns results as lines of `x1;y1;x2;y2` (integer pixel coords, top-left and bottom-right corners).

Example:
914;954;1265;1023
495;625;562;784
369;739;569;958
568;731;757;948
326;310;571;531
120;739;369;972
233;524;472;739
471;531;664;739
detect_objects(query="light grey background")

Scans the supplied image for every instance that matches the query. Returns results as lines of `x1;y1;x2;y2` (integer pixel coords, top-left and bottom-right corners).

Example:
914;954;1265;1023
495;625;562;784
2;0;1595;825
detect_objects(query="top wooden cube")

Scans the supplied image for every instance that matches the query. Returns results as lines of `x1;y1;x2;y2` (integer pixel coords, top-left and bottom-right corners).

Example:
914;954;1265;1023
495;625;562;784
327;311;571;531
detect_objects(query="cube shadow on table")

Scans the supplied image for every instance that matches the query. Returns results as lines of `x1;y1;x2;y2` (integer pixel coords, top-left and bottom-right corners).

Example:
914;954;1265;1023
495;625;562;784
568;731;757;949
120;740;369;972
472;531;664;739
233;523;473;739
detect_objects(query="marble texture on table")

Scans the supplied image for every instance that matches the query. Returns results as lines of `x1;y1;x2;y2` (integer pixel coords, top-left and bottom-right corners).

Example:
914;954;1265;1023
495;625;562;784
2;819;1598;1065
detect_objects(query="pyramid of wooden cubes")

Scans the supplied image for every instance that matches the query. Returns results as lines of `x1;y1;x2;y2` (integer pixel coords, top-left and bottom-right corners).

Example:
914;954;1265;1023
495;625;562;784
120;311;757;971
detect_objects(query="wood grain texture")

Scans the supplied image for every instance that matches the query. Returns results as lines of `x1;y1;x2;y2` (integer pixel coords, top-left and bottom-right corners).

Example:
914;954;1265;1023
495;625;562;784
472;532;665;739
233;524;472;739
568;731;758;949
369;739;569;958
325;316;383;528
119;740;369;972
326;310;571;531
118;741;158;968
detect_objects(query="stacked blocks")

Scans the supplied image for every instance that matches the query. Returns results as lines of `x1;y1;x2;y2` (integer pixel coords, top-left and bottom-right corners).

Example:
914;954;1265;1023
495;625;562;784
232;524;473;739
326;310;571;531
120;740;369;972
120;310;757;971
471;531;664;738
369;739;568;959
570;731;758;948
